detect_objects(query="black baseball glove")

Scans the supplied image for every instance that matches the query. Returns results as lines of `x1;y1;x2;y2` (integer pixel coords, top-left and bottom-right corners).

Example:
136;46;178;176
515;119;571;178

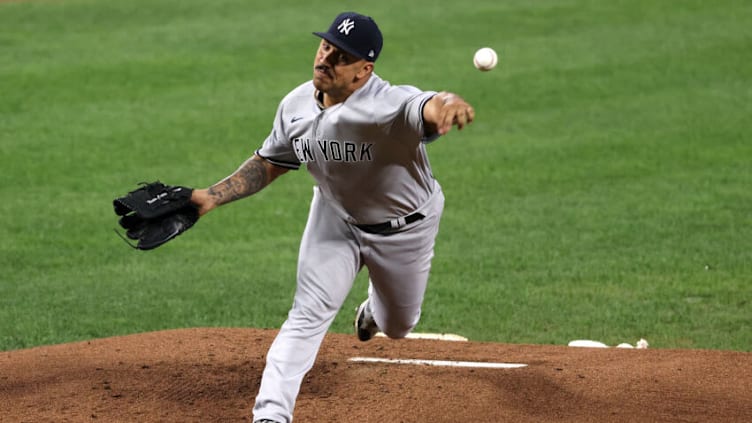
113;181;199;250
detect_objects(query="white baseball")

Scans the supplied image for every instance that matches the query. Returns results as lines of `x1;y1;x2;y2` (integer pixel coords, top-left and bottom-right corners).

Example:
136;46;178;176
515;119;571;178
473;47;498;71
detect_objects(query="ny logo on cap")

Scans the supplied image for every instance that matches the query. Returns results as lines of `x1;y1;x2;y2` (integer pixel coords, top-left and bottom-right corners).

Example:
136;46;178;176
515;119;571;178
338;18;355;35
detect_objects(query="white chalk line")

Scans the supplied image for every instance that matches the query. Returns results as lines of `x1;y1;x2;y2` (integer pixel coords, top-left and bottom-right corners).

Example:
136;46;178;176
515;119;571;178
349;356;527;369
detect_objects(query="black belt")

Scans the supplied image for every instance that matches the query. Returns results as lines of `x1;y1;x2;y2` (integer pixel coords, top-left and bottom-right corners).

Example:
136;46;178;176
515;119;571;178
354;212;425;235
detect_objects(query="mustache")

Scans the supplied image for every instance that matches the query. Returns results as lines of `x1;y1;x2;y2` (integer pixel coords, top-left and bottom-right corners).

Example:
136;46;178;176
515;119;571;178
315;65;331;73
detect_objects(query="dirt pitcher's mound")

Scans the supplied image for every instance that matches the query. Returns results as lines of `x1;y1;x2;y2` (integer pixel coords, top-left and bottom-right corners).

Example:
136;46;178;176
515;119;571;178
1;328;750;422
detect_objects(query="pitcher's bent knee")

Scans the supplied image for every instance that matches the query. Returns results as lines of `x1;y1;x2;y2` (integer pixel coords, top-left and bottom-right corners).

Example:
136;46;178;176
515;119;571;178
379;316;419;339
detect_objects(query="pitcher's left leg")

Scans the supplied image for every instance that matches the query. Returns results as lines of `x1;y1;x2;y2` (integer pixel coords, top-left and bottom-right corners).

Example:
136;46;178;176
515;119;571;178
362;190;445;339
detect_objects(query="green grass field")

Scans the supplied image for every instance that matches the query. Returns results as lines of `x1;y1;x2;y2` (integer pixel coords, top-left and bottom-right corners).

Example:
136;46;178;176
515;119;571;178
1;0;750;352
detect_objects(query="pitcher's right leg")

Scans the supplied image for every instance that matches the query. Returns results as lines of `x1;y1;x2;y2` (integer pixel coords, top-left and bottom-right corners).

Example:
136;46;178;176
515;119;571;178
253;188;361;422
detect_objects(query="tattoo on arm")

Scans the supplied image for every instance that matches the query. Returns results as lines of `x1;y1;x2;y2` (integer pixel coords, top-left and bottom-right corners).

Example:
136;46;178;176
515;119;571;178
207;157;269;206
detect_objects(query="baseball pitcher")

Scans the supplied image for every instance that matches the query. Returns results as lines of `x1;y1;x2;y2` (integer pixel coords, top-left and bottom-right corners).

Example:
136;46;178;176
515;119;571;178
190;11;475;423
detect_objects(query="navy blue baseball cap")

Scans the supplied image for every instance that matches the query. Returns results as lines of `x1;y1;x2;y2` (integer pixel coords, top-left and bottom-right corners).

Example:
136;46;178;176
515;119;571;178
313;12;383;62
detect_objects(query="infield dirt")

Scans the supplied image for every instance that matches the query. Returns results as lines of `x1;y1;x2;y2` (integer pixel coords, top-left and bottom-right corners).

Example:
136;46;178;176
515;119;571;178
1;328;750;422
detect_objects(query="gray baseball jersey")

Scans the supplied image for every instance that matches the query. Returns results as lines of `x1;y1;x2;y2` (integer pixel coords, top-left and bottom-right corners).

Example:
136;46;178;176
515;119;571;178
257;73;438;224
